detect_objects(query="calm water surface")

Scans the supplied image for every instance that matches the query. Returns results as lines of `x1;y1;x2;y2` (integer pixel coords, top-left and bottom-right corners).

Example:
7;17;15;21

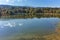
0;18;60;40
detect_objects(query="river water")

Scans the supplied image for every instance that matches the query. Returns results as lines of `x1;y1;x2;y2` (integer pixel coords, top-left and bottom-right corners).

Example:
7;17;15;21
0;18;60;40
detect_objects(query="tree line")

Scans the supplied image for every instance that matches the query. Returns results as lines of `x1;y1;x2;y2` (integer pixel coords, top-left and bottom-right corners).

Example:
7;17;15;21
0;6;60;18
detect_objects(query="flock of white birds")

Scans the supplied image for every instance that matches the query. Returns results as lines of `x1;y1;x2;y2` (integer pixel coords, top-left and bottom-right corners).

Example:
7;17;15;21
0;22;23;29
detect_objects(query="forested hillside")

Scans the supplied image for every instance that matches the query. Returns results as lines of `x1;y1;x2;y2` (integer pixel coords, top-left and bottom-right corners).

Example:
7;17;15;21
0;5;60;18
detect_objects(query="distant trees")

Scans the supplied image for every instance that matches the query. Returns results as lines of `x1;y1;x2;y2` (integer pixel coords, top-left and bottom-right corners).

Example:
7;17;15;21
0;6;60;18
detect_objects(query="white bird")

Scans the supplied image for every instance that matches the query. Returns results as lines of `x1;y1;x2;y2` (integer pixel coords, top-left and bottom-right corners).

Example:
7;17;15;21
4;23;15;27
19;23;23;26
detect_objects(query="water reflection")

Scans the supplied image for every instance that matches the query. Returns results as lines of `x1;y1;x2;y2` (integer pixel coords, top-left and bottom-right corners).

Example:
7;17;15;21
0;18;60;40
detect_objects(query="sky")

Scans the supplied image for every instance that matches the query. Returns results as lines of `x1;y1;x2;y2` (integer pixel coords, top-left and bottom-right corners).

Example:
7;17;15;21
0;0;60;7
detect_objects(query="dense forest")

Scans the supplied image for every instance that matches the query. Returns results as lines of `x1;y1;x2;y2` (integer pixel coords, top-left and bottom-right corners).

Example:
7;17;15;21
0;5;60;18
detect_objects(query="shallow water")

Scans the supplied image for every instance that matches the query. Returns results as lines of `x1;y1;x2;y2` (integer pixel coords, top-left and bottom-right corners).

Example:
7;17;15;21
0;18;60;40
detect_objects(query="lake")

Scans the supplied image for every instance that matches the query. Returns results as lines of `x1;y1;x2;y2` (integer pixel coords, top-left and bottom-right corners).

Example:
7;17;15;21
0;18;60;40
